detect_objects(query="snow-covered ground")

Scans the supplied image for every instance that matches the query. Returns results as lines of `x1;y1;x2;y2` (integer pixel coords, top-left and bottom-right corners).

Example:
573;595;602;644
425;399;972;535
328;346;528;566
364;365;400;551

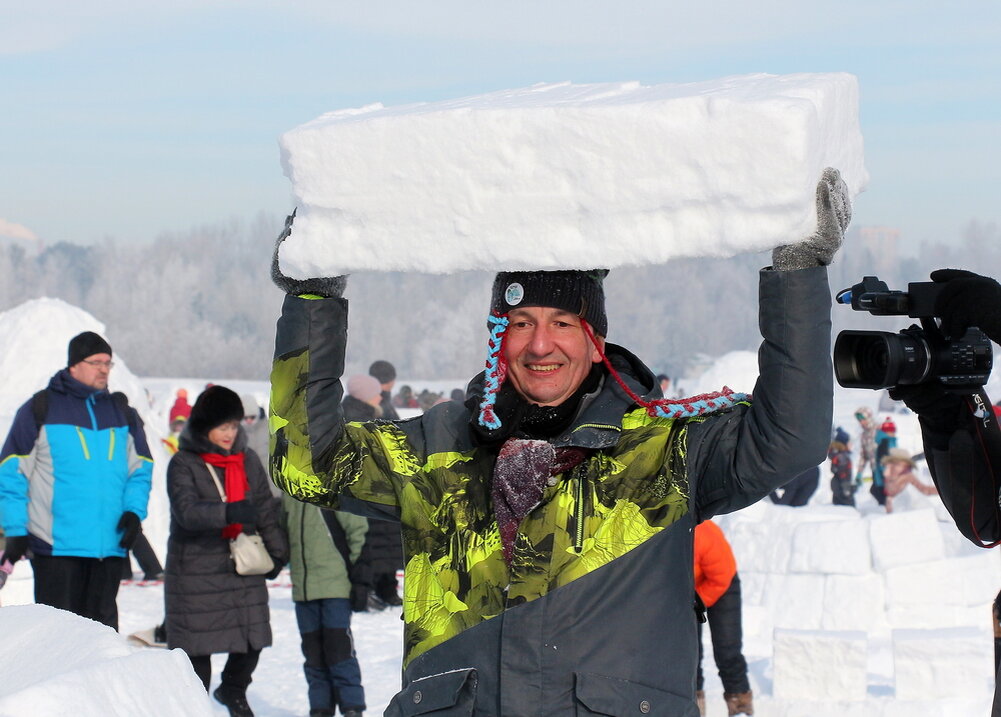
2;303;1001;715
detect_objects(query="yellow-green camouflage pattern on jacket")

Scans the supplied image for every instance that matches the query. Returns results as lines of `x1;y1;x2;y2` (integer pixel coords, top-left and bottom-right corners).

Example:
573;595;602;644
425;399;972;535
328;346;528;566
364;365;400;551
271;342;693;667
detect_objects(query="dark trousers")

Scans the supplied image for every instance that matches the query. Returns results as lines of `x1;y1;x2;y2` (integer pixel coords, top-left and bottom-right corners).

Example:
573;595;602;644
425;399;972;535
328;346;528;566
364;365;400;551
119;532;163;579
697;574;750;694
188;649;261;692
374;571;400;602
831;477;856;506
296;598;366;713
31;554;125;631
769;466;820;507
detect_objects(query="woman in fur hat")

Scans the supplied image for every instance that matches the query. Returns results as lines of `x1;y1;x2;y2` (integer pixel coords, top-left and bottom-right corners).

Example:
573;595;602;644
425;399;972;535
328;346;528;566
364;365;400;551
164;385;288;717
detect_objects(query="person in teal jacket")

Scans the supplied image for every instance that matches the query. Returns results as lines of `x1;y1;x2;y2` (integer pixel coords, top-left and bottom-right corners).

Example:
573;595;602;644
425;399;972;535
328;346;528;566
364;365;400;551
283;492;369;717
0;331;153;630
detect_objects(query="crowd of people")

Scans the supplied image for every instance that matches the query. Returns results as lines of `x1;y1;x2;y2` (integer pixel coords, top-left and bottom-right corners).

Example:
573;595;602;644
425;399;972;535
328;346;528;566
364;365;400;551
0;332;414;716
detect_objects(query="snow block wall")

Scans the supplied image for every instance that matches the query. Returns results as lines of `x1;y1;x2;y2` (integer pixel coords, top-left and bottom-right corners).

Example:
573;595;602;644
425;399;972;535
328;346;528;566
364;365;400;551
277;73;867;276
715;501;999;709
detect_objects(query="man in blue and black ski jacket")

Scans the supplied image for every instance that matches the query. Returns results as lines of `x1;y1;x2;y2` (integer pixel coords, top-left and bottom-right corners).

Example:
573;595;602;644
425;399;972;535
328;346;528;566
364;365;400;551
0;331;153;630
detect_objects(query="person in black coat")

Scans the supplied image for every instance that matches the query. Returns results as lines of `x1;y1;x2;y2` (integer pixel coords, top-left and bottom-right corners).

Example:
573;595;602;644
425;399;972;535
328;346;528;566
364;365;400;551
344;374;404;607
369;359;400;421
165;386;288;717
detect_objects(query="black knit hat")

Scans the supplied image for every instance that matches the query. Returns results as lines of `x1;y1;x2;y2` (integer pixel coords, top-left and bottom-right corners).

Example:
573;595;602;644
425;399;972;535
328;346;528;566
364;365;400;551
188;385;245;436
368;360;397;384
67;331;113;367
490;270;609;337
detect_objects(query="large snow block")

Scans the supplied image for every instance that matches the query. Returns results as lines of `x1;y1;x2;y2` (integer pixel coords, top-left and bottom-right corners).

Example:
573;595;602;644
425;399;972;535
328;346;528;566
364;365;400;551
822;574;887;632
788;518;871;575
765;574;826;630
0;605;213;716
887;602;991;631
772;629;868;701
278;73;867;276
868;509;944;572
893;627;994;701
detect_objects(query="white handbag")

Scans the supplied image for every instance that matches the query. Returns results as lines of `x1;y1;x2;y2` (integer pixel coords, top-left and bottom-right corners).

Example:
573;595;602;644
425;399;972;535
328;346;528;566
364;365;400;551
205;462;274;576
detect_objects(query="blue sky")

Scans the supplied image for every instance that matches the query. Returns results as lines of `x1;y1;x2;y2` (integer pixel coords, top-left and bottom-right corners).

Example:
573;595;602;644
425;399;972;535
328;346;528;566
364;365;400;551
1;1;998;249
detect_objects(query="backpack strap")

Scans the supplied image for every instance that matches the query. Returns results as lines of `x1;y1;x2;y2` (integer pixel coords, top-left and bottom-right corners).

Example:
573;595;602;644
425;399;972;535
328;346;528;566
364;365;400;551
319;508;354;570
31;389;49;430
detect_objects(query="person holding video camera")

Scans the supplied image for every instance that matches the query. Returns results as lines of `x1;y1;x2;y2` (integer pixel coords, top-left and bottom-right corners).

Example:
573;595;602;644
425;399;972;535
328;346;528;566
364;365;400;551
887;269;1001;547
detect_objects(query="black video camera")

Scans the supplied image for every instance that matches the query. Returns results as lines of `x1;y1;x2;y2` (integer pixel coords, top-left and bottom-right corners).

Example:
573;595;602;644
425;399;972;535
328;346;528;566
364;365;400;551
834;276;993;390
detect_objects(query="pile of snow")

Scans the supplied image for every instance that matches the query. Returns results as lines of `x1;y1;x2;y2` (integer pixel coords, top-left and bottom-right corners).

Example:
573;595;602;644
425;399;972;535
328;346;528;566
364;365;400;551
0;605;211;716
278;73;867;276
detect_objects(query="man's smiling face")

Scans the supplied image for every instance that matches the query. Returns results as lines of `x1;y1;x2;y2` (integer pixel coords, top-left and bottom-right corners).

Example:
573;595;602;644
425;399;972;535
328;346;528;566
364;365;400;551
502;306;603;406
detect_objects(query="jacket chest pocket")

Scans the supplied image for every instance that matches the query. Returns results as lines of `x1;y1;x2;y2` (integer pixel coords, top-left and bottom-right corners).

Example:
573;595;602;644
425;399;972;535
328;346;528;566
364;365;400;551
385;668;477;717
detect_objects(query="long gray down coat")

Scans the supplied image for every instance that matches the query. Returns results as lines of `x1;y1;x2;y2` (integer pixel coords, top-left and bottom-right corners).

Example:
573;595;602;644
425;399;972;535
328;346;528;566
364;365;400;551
164;427;288;656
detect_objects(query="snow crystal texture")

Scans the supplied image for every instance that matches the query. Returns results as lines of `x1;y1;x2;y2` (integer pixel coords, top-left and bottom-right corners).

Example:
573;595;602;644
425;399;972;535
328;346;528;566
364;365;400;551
278;73;867;276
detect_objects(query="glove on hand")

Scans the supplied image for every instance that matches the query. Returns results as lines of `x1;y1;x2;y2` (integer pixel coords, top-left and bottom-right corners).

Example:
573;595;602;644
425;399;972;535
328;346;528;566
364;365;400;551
772;167;852;271
930;269;1001;344
265;560;284;580
117;511;142;550
270;209;348;298
1;535;28;564
225;500;258;527
888;383;966;434
350;583;370;612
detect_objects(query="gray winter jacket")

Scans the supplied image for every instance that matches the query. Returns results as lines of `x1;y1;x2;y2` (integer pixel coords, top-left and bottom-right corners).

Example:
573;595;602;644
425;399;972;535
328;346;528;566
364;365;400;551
164;428;288;656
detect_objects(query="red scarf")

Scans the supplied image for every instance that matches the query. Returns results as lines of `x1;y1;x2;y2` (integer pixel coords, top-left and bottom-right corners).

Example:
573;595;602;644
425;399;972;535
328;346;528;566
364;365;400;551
202;452;248;539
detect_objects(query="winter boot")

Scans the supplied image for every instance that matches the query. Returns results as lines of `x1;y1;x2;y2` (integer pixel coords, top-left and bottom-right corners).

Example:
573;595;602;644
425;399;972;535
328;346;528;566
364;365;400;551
696;690;706;716
213;684;254;717
724;690;753;716
341;711;364;717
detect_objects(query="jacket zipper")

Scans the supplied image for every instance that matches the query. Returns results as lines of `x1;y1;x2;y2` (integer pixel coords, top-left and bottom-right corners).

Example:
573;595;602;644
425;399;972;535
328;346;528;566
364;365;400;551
300;502;308;601
574;466;586;553
76;427;91;460
107;430;116;460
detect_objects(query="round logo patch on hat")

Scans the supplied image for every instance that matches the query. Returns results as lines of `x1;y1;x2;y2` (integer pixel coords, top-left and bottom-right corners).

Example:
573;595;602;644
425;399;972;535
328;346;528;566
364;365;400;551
504;282;524;306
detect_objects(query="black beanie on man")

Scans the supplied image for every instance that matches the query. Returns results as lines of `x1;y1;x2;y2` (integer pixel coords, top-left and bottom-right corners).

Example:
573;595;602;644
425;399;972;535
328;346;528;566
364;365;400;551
188;386;245;437
67;331;113;367
489;269;609;337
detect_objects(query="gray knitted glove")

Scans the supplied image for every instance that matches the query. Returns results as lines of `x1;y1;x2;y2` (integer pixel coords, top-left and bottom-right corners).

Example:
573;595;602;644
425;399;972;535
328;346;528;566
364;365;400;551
270;209;348;298
772;167;852;271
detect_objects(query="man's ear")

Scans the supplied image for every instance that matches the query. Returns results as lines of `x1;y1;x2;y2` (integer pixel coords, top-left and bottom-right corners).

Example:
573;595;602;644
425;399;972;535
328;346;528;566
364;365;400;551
590;335;605;364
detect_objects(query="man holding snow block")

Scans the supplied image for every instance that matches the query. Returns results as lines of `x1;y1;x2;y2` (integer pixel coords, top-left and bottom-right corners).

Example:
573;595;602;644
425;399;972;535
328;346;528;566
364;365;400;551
268;169;849;716
0;332;153;630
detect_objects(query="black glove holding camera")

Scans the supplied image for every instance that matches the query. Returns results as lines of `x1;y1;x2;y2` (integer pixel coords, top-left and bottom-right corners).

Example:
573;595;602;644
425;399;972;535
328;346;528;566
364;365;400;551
931;269;1001;344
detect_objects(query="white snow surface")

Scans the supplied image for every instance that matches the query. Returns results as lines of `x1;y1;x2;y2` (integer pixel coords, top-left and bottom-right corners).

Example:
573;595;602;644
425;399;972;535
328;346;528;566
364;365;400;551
278;73;868;276
1;300;998;715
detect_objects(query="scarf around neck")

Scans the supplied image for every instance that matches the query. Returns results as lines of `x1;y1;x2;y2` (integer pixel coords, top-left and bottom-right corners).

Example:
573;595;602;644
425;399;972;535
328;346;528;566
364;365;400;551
202;451;248;539
492;438;589;566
